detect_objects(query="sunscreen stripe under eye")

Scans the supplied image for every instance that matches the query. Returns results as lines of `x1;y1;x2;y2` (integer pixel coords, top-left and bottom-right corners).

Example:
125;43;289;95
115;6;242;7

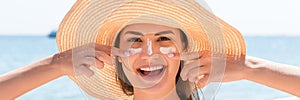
160;47;176;58
124;48;142;56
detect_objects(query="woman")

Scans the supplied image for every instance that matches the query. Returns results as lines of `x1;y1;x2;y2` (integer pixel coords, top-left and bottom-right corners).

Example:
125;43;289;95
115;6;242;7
53;0;246;99
54;0;246;99
2;0;239;99
0;0;299;100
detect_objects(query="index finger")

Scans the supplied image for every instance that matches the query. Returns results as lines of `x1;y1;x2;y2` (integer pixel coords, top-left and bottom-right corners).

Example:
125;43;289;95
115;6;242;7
94;44;112;54
111;47;129;57
180;52;201;61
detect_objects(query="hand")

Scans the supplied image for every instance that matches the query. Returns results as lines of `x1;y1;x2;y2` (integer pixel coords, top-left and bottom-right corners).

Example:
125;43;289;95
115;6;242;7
180;51;249;88
180;50;212;88
51;43;113;77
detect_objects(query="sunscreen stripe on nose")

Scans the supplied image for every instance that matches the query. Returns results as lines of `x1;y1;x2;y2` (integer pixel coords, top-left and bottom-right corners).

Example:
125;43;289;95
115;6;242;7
147;38;153;55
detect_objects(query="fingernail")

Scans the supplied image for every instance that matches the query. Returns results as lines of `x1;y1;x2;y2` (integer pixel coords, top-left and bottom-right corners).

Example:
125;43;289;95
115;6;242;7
197;74;205;80
182;77;187;81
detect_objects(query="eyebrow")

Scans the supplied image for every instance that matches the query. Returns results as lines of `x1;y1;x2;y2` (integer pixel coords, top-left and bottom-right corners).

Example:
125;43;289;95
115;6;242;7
154;30;174;36
124;30;174;36
125;31;143;36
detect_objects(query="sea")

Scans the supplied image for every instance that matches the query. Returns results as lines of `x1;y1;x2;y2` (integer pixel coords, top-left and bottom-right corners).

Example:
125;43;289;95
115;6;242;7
0;36;299;100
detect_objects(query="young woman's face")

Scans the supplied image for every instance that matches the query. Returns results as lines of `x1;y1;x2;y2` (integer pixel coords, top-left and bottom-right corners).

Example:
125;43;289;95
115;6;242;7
119;23;183;95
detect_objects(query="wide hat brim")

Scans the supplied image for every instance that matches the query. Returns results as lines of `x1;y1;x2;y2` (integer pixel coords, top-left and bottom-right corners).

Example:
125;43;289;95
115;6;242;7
56;0;246;99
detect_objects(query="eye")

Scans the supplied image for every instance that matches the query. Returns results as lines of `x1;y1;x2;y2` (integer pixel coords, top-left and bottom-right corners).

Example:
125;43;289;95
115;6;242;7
127;38;142;42
157;36;170;41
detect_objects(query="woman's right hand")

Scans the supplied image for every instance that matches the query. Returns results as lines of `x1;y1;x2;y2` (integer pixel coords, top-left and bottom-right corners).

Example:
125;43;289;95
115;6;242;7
0;43;114;99
51;43;113;77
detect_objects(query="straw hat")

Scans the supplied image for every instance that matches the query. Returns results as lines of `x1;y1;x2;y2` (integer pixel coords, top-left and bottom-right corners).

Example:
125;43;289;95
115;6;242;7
56;0;246;99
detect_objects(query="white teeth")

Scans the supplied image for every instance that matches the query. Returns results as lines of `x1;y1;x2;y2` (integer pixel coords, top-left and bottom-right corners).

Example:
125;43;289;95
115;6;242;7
140;66;164;71
167;53;174;57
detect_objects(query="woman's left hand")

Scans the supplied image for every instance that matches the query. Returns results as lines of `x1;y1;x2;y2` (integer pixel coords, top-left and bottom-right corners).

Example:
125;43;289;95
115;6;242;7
180;51;248;88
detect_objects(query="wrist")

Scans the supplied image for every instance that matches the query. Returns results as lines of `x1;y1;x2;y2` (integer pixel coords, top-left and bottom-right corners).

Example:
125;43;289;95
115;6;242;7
243;65;256;81
243;60;268;82
43;54;65;77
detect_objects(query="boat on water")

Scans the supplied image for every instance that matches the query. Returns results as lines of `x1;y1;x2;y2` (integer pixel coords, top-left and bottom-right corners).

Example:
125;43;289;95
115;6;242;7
48;30;57;38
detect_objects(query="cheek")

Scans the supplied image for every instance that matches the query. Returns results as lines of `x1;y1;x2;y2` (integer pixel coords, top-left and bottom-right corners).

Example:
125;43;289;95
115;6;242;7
127;55;139;68
160;46;181;77
166;57;181;77
118;55;138;70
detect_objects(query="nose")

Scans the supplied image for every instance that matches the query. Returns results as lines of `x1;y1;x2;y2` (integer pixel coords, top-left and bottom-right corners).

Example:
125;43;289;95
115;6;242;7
141;39;159;59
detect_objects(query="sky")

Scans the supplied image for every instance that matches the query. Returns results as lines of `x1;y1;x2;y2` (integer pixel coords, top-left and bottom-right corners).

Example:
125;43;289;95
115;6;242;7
0;0;299;36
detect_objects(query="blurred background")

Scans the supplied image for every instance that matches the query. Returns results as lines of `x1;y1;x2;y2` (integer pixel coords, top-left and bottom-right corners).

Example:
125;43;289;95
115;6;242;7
0;0;299;100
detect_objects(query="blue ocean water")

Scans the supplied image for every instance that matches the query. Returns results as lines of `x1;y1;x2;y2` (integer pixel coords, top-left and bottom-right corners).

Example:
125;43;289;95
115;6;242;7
0;36;299;100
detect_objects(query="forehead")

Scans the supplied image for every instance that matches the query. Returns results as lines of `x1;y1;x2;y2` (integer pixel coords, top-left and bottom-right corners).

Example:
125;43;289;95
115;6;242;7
121;23;180;35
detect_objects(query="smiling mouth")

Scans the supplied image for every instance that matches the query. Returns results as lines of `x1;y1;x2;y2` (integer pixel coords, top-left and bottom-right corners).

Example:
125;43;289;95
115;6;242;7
137;65;166;77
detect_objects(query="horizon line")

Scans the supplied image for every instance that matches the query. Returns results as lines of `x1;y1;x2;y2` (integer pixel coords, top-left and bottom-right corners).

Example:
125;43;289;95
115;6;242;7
1;34;300;37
